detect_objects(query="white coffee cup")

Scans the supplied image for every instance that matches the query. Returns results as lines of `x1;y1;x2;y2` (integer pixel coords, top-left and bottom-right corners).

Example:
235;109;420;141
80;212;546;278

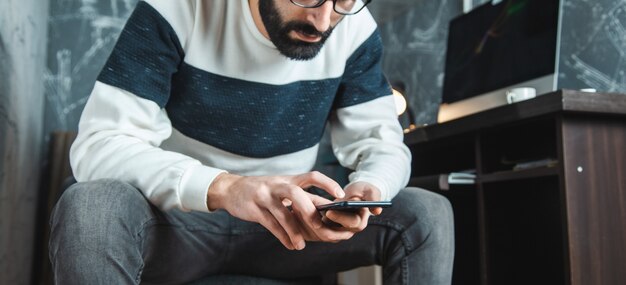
506;87;536;104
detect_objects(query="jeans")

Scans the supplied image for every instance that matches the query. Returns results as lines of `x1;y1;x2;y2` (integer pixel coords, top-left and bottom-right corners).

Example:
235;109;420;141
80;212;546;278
49;179;454;285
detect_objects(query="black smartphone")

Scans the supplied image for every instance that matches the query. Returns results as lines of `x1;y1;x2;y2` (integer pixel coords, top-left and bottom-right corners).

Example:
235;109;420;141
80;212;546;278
316;201;392;212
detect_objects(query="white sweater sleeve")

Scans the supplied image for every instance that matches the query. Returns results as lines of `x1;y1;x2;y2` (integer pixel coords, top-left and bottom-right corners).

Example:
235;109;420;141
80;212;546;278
70;81;226;212
330;95;412;201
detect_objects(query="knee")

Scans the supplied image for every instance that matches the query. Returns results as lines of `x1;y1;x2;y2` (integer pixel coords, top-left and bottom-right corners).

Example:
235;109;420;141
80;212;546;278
391;187;454;242
50;179;149;237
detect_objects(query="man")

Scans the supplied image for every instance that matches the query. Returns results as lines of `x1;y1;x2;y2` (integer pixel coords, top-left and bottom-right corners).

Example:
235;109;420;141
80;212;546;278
49;0;454;284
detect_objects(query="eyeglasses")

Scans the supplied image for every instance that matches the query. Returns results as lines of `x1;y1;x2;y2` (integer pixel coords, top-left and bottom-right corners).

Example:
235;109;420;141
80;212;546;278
290;0;373;15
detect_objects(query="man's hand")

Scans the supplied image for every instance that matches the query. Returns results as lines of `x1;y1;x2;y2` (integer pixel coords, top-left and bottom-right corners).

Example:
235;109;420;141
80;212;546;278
323;182;382;232
207;171;356;250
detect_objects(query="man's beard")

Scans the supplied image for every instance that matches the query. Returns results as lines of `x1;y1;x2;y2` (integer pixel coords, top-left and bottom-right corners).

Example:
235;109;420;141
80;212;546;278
258;0;334;61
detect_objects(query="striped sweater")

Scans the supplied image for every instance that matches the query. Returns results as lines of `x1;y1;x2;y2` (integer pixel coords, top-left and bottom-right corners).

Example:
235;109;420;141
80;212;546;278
70;0;411;212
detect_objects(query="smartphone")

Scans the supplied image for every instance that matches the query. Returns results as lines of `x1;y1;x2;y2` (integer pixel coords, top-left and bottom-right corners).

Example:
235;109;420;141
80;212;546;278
316;201;392;212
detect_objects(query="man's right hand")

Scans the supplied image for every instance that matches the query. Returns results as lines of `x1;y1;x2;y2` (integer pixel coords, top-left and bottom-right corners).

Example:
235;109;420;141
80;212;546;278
206;171;355;250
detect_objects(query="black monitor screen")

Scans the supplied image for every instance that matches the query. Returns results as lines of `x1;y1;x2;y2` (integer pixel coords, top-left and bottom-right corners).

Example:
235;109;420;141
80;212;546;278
442;0;560;104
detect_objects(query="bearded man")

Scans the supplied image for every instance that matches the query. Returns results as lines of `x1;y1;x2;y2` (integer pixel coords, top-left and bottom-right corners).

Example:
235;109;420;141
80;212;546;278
49;1;454;284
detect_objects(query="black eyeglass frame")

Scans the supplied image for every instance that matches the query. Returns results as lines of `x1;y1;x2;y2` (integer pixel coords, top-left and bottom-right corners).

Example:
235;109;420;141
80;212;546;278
289;0;373;15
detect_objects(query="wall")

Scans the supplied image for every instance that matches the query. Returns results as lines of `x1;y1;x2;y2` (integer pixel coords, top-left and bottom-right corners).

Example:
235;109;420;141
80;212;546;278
558;0;626;92
371;0;463;125
0;0;49;284
44;0;138;135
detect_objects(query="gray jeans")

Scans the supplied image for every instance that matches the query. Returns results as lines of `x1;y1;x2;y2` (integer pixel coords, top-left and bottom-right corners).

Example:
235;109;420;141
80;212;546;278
49;179;454;284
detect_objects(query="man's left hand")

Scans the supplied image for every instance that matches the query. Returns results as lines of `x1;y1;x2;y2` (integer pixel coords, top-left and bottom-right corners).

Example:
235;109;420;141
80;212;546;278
323;182;382;232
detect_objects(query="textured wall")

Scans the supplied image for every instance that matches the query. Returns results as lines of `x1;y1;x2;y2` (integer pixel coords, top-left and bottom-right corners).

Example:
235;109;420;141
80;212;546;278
0;0;49;284
44;0;138;135
371;0;463;125
558;0;626;92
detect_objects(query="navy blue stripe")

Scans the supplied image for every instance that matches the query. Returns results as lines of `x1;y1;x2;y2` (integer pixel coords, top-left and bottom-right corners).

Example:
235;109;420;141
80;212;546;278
98;1;184;107
334;29;392;108
168;63;341;158
97;5;389;158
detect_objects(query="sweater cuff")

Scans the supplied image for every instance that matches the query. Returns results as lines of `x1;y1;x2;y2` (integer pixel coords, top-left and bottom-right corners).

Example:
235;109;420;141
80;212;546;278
179;165;227;212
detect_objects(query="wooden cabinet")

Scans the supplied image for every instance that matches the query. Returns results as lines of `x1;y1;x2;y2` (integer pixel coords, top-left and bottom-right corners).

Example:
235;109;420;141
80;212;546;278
404;90;626;285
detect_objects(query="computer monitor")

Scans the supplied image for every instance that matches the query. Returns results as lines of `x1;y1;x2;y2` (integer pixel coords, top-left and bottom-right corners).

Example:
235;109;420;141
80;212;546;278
438;0;562;123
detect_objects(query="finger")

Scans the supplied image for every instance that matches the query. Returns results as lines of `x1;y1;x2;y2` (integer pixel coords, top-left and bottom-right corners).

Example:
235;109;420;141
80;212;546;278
289;192;355;242
325;208;370;231
277;185;324;230
307;193;333;223
325;209;362;228
274;183;355;242
307;192;334;205
269;200;306;250
296;217;324;242
282;198;293;208
308;194;367;236
258;210;295;250
315;218;356;242
370;206;383;216
292;171;345;199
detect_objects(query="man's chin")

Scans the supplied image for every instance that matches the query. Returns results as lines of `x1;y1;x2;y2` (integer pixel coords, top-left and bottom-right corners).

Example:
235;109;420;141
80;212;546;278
275;44;323;61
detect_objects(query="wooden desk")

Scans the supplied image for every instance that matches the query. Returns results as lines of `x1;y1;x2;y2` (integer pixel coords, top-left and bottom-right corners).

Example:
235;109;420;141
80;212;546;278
404;90;626;285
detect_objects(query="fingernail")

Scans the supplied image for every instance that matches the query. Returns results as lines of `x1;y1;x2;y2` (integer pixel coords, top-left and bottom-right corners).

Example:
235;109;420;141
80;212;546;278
297;240;306;250
336;189;345;198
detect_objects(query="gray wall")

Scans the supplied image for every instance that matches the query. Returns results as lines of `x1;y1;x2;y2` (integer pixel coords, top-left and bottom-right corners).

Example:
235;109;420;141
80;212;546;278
44;0;138;135
558;0;626;92
0;0;49;284
370;0;463;125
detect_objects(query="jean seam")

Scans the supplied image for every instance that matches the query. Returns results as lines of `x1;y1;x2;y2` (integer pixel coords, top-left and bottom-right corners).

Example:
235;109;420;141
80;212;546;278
369;218;422;285
134;264;143;284
134;217;158;284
